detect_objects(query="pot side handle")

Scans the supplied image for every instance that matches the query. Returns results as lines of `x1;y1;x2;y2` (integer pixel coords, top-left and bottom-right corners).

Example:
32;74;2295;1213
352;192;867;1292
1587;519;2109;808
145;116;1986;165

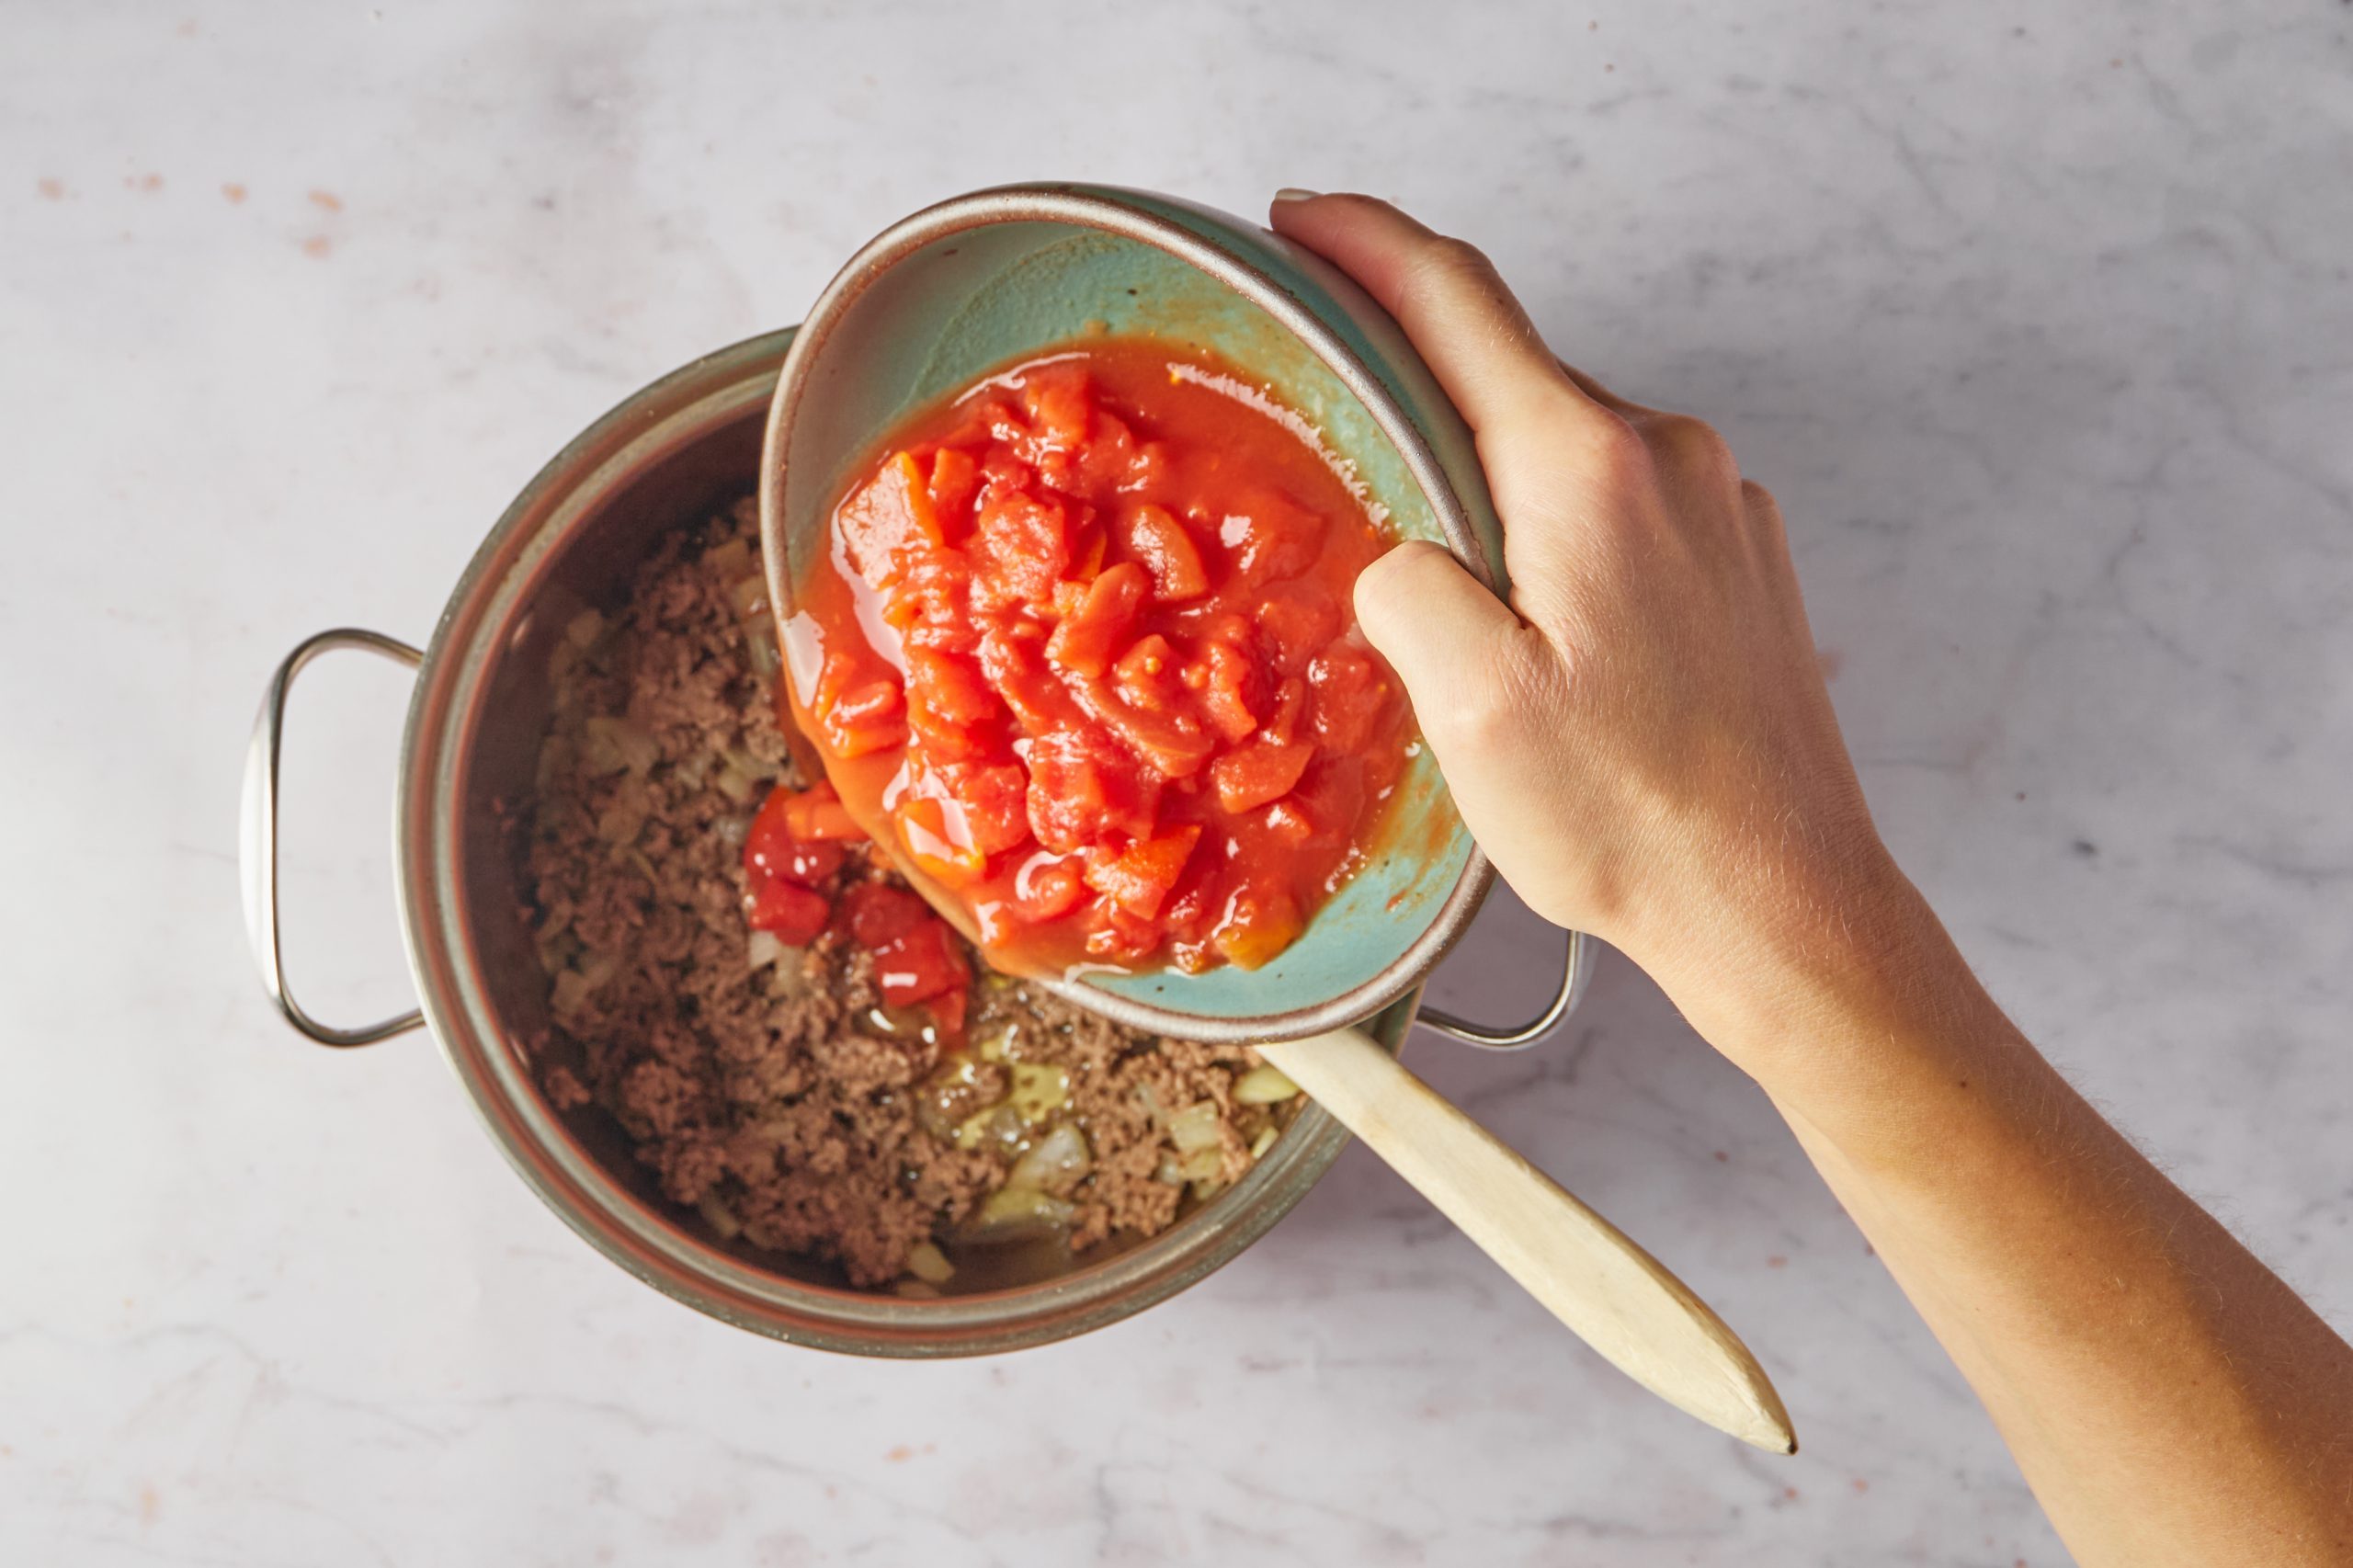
240;628;428;1048
1416;927;1595;1051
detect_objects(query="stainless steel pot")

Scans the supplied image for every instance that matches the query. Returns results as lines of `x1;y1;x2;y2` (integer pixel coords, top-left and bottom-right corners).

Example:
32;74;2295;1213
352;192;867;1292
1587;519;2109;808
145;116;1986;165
239;327;1591;1353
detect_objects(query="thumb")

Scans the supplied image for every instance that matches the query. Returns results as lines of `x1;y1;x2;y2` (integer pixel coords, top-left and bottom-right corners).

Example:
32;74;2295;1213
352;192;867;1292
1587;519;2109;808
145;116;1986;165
1354;540;1530;723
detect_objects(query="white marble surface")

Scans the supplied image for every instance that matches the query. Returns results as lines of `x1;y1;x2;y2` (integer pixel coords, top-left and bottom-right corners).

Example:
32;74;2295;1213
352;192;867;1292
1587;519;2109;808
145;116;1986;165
6;2;2350;1562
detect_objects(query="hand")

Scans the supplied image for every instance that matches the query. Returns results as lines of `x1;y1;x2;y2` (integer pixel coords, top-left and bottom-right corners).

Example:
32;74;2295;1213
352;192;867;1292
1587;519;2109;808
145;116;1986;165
1270;193;1904;1034
1274;194;2353;1568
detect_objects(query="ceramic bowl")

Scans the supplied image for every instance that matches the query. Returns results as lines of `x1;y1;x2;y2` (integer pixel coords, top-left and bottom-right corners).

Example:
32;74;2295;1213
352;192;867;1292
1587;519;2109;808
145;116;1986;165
762;183;1510;1042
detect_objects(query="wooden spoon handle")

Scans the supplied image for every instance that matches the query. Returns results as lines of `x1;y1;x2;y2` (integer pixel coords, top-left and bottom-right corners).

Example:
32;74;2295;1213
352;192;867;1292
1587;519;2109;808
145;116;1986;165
1255;1027;1797;1454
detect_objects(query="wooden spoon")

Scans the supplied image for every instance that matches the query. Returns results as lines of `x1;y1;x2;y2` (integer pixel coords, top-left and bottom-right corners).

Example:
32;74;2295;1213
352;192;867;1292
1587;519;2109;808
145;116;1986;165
1256;1026;1797;1454
773;653;1793;1450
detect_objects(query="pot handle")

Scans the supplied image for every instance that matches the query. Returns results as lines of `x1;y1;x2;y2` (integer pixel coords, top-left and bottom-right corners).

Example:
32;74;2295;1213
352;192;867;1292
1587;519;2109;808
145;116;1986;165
1415;928;1595;1051
240;628;428;1048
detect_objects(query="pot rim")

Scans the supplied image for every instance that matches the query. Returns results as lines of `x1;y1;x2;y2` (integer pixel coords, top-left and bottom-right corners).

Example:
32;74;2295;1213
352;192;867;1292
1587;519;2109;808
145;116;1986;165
759;182;1495;1045
392;324;1410;1356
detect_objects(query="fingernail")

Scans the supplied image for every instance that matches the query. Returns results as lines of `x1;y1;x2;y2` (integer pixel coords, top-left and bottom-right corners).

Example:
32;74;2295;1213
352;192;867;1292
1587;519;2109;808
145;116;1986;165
1273;187;1321;203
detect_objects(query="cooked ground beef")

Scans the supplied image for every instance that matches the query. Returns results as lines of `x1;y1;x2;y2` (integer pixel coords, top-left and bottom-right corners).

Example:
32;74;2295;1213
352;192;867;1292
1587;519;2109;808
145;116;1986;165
523;499;1297;1289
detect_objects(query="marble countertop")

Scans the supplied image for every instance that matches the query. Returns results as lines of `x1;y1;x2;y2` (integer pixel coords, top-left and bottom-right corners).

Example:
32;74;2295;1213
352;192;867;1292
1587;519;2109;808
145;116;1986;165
6;3;2348;1563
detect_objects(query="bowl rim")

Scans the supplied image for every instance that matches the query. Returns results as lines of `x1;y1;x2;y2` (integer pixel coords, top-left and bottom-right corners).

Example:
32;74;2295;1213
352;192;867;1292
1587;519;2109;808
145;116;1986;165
759;181;1496;1044
396;324;1416;1356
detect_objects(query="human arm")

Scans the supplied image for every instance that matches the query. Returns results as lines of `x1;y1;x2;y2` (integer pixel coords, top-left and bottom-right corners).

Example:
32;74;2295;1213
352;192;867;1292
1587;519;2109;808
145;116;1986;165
1269;189;2353;1566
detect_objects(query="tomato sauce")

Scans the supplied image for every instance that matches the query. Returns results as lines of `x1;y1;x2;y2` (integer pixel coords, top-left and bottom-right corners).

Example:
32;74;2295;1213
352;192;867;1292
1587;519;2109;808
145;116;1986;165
780;336;1413;977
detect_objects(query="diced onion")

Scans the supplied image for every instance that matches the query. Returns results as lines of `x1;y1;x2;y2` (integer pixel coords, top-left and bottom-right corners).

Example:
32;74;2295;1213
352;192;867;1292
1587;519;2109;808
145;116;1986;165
727;574;769;624
972;1186;1076;1231
1166;1100;1222;1154
697;1192;743;1240
563;608;607;650
595;798;645;845
1007;1062;1069;1124
701;539;753;584
955;1104;1026;1154
1007;1124;1090;1193
1233;1064;1301;1105
551;949;620;1021
581;715;658;777
905;1240;955;1284
1176;1145;1223;1184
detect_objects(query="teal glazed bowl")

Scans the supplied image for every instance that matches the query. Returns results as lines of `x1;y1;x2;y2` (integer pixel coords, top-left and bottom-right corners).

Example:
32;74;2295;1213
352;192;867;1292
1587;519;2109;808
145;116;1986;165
761;183;1511;1043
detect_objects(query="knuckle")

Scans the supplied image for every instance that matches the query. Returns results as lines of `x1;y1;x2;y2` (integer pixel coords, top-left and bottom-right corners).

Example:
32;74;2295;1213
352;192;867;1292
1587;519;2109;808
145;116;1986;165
1354;539;1446;627
1402;234;1502;311
1648;414;1740;490
1579;410;1656;489
1427;631;1547;754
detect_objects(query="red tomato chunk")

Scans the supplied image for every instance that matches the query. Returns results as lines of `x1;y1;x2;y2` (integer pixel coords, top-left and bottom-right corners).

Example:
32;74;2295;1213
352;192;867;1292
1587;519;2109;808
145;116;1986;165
783;339;1413;976
741;783;969;1040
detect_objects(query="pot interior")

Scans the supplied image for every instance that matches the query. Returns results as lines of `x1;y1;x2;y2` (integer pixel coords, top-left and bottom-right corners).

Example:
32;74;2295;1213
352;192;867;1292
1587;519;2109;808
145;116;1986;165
437;391;883;1284
407;330;1410;1344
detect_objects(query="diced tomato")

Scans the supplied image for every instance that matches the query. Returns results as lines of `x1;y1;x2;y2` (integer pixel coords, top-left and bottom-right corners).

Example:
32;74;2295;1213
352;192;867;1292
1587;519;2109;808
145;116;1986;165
814;652;906;759
874;915;967;1006
926;983;969;1046
895;795;987;886
1287;756;1367;849
838;881;927;948
1262;677;1307;745
1264;798;1315;846
905;646;1002;760
745;878;831;945
1023;369;1091;450
1012;852;1086;922
880;552;976;654
1072;411;1139;495
1085;676;1214;778
746;784;851;892
972;896;1021;948
1127;439;1173;492
1257;581;1344;672
1211;888;1302;971
1159;858;1219;937
1117;504;1210;600
981;398;1030;447
1210;740;1315;814
1198;634;1264;744
776;835;846;886
797;339;1416;980
1082;825;1202;921
1024;729;1159;851
971;492;1071;610
836;451;945;588
1111;633;1181;712
931;760;1031;857
1065;510;1108;582
824;687;905;757
927;446;981;525
1046;562;1147;677
1220;487;1326;585
1307;644;1391;752
779;779;866;843
1084;903;1163;961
